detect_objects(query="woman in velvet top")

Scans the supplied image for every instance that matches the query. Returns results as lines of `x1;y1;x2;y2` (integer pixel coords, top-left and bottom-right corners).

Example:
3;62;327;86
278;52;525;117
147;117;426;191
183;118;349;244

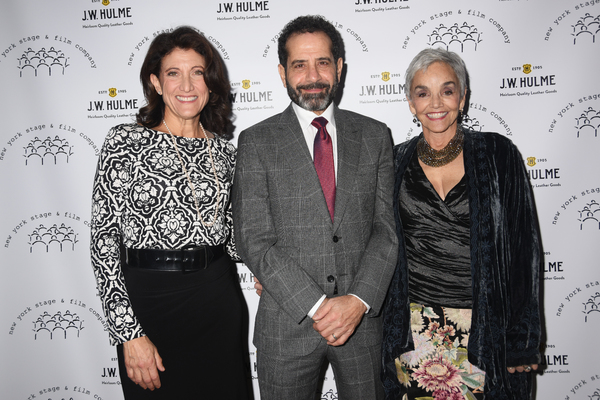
381;48;542;399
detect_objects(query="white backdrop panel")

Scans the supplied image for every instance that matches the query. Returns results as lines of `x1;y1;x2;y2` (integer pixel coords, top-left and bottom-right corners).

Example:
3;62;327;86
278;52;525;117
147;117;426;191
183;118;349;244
1;0;599;399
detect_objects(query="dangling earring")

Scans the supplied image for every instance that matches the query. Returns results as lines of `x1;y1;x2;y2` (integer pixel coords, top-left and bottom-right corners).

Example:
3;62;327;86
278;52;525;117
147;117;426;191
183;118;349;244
413;114;421;127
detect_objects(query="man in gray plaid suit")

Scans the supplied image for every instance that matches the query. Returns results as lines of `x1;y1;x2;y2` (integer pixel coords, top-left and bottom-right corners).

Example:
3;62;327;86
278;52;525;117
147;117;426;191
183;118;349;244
232;15;398;400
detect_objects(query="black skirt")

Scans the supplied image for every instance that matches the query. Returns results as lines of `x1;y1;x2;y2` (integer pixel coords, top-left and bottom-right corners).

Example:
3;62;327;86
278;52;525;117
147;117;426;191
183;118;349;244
117;253;252;400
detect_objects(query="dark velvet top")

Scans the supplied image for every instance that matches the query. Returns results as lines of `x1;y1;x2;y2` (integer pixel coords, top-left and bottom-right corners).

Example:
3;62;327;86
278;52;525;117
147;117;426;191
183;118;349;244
400;152;472;308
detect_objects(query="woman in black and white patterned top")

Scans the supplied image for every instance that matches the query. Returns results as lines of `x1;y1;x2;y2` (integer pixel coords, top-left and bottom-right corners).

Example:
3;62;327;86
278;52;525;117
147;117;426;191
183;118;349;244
90;27;251;399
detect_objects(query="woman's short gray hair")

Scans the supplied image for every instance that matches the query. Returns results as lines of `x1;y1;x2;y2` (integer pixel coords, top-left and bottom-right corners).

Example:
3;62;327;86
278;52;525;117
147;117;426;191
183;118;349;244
405;48;468;100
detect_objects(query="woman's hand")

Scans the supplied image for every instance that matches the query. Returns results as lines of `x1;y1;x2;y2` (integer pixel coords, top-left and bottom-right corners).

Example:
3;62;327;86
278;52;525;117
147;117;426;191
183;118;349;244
123;336;165;390
254;277;263;296
507;364;538;373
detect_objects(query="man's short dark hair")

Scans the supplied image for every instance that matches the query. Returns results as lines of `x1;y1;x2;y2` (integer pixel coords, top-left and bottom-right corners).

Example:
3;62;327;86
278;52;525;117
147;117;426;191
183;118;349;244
278;15;345;69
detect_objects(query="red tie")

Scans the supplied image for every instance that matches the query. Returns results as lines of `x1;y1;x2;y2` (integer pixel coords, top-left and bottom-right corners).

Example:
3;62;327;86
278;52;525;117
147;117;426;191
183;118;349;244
312;117;335;221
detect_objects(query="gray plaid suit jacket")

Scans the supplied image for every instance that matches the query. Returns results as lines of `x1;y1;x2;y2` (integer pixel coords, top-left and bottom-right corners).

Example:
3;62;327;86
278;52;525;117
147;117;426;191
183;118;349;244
232;104;398;357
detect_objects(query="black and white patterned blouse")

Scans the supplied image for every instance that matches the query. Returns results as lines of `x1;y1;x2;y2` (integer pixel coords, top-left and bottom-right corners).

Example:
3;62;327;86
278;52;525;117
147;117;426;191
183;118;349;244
90;123;238;345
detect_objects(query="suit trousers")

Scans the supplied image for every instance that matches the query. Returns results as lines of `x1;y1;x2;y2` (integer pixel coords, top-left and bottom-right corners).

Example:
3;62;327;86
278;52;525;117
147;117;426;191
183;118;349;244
257;338;384;400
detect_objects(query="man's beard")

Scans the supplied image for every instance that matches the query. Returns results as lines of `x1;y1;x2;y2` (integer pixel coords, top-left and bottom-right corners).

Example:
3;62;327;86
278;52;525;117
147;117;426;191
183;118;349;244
286;76;338;112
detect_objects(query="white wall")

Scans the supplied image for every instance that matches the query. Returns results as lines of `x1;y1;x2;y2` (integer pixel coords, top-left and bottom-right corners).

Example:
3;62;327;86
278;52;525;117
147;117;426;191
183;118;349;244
1;0;599;398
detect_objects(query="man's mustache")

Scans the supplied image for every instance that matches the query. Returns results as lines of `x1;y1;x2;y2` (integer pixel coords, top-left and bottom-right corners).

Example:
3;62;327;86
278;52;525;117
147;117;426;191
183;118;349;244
296;82;331;91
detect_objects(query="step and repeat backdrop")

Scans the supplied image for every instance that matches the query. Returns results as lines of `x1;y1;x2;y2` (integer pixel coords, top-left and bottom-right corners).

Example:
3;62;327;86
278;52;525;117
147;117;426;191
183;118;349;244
1;0;599;399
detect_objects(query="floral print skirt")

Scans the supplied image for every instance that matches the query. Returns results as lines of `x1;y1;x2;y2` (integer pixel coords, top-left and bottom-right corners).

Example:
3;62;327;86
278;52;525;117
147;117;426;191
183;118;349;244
395;303;485;400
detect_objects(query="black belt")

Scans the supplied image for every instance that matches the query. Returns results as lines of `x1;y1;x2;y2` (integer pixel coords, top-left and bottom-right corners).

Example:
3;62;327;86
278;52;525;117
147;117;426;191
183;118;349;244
123;245;224;272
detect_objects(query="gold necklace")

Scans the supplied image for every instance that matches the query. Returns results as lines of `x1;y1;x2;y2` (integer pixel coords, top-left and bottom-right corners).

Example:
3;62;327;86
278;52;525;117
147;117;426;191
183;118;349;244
163;119;221;227
417;126;464;168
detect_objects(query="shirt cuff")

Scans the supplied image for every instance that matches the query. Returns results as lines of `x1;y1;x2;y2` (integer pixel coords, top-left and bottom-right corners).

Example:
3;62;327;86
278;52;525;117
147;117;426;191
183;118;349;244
349;293;371;314
308;295;327;319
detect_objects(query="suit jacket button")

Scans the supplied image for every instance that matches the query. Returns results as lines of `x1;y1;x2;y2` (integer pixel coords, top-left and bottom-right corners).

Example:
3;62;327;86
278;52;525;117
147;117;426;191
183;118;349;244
332;235;339;243
327;275;335;283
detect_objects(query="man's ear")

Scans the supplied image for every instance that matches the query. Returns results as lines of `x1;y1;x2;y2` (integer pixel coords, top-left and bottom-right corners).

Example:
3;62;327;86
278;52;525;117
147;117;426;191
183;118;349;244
278;64;287;88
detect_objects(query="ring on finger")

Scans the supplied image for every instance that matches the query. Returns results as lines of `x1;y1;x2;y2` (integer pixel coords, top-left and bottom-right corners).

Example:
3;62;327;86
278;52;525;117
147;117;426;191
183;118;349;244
524;365;532;372
332;333;338;340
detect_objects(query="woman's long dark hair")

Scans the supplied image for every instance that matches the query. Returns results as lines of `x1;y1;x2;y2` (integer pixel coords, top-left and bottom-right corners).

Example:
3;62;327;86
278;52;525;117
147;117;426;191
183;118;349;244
136;26;232;136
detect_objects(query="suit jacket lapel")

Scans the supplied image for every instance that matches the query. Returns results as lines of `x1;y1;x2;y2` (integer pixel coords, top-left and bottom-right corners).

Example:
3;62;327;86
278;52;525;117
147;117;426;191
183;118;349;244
333;108;361;231
277;105;333;223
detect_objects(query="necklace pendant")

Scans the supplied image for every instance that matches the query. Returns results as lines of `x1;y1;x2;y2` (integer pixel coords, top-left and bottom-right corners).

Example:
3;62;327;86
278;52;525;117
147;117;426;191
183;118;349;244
162;119;222;227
